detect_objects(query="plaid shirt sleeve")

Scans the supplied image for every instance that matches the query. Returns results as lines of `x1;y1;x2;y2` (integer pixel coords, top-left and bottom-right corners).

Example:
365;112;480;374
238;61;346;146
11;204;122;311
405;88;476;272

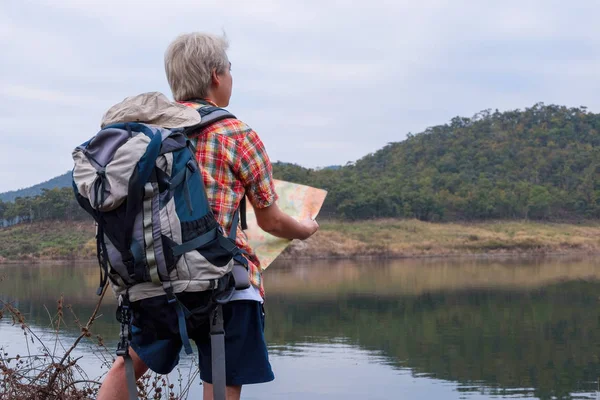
233;129;278;209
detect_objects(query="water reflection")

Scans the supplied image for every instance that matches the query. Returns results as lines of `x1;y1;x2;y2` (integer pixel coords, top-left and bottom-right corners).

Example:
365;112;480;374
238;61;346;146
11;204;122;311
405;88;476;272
2;257;600;399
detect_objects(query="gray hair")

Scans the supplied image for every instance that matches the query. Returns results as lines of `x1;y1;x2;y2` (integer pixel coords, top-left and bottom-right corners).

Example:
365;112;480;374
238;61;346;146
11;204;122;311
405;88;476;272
164;32;230;101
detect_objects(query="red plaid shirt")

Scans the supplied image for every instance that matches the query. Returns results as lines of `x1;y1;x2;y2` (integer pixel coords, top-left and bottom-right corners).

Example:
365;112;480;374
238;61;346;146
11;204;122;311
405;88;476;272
180;100;278;297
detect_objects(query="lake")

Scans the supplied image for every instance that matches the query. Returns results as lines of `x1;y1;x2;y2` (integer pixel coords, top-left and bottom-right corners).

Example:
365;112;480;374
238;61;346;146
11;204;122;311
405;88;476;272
2;257;600;399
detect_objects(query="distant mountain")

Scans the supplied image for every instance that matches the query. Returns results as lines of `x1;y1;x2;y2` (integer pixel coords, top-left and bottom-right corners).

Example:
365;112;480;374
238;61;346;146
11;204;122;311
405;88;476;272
0;163;339;204
0;171;71;202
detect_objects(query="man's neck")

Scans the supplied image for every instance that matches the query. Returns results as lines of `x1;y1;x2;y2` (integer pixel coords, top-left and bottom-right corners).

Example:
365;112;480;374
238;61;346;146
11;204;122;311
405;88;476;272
203;98;218;107
203;90;219;107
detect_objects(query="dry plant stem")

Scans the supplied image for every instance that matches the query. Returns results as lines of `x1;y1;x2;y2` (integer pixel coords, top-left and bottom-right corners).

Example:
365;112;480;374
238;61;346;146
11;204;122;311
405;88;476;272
45;283;108;394
180;365;200;396
59;379;102;395
43;303;62;363
2;278;197;399
1;301;55;366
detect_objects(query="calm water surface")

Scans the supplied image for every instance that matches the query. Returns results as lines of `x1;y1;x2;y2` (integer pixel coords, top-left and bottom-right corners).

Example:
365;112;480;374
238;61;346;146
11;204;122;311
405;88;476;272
2;257;600;399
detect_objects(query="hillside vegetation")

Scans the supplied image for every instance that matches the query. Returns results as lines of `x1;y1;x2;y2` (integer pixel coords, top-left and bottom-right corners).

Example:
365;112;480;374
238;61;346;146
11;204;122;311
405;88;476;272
275;103;600;221
0;221;95;261
0;103;598;224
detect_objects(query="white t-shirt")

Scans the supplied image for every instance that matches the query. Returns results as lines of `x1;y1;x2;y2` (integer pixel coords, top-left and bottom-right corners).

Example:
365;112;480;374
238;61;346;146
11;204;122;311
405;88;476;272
230;284;263;303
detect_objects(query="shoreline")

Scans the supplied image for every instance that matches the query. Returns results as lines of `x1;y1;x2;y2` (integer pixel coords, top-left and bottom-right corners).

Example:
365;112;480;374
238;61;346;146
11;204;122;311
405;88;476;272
1;248;598;265
0;218;599;265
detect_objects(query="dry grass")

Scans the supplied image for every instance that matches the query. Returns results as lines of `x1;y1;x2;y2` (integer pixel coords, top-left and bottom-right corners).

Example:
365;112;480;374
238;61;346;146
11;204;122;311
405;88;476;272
0;221;96;262
0;281;199;399
288;219;600;259
1;219;599;263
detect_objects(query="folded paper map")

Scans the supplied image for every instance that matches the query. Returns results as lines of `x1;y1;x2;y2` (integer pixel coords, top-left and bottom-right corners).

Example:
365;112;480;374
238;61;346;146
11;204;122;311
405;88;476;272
245;179;327;269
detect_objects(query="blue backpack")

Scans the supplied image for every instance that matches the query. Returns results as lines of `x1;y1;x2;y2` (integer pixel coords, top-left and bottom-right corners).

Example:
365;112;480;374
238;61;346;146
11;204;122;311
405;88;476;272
71;92;247;400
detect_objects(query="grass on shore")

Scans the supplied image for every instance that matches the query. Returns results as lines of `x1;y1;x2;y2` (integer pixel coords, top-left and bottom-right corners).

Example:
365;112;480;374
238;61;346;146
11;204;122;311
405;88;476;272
298;219;600;258
0;219;599;262
0;221;96;261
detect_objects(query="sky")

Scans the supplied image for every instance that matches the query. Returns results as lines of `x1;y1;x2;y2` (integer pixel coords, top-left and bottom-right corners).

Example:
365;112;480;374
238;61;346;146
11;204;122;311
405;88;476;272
1;0;600;192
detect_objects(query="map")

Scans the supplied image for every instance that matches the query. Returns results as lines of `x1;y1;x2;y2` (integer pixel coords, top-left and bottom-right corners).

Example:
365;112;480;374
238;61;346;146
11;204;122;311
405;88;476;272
245;179;328;268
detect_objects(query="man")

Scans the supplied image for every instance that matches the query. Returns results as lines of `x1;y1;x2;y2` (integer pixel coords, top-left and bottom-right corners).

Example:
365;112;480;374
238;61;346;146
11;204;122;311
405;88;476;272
98;32;319;400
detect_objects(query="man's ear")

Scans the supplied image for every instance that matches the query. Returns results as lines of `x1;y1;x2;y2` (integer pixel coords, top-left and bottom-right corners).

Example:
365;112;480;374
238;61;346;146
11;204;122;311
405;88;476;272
211;68;220;88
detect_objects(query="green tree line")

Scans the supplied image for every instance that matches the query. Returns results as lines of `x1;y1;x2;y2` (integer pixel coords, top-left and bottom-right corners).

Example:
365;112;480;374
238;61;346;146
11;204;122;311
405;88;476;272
0;187;88;226
1;103;598;224
274;103;600;221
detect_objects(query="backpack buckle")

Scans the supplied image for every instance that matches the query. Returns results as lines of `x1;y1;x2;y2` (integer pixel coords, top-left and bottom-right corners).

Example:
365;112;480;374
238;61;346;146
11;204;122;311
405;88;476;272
165;286;177;304
116;294;132;324
116;294;132;358
116;341;129;357
186;159;197;173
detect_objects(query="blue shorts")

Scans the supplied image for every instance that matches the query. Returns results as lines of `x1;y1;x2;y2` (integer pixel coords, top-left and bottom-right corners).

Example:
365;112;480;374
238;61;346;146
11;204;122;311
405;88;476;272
130;296;274;386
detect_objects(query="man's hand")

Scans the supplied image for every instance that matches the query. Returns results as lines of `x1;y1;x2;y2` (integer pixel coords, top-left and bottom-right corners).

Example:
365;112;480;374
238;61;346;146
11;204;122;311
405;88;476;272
298;218;319;240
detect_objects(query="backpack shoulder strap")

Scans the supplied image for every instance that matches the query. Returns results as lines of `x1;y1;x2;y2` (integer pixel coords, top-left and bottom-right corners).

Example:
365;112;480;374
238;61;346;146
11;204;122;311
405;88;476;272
182;101;248;232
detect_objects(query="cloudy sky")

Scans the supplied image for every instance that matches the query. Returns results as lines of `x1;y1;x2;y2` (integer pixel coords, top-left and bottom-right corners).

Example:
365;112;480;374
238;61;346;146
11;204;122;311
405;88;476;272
1;0;600;192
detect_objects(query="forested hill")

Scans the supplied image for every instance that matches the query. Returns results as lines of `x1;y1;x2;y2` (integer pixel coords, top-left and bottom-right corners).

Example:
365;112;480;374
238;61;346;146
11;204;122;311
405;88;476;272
0;103;598;223
0;172;71;202
274;103;600;221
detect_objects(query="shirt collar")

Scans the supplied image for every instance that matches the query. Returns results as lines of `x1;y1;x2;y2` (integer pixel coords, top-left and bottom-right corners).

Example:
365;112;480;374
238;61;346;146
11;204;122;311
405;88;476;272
178;99;218;107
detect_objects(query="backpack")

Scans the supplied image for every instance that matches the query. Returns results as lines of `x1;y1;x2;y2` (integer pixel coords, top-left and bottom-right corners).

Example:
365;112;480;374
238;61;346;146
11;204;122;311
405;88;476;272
71;93;247;400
